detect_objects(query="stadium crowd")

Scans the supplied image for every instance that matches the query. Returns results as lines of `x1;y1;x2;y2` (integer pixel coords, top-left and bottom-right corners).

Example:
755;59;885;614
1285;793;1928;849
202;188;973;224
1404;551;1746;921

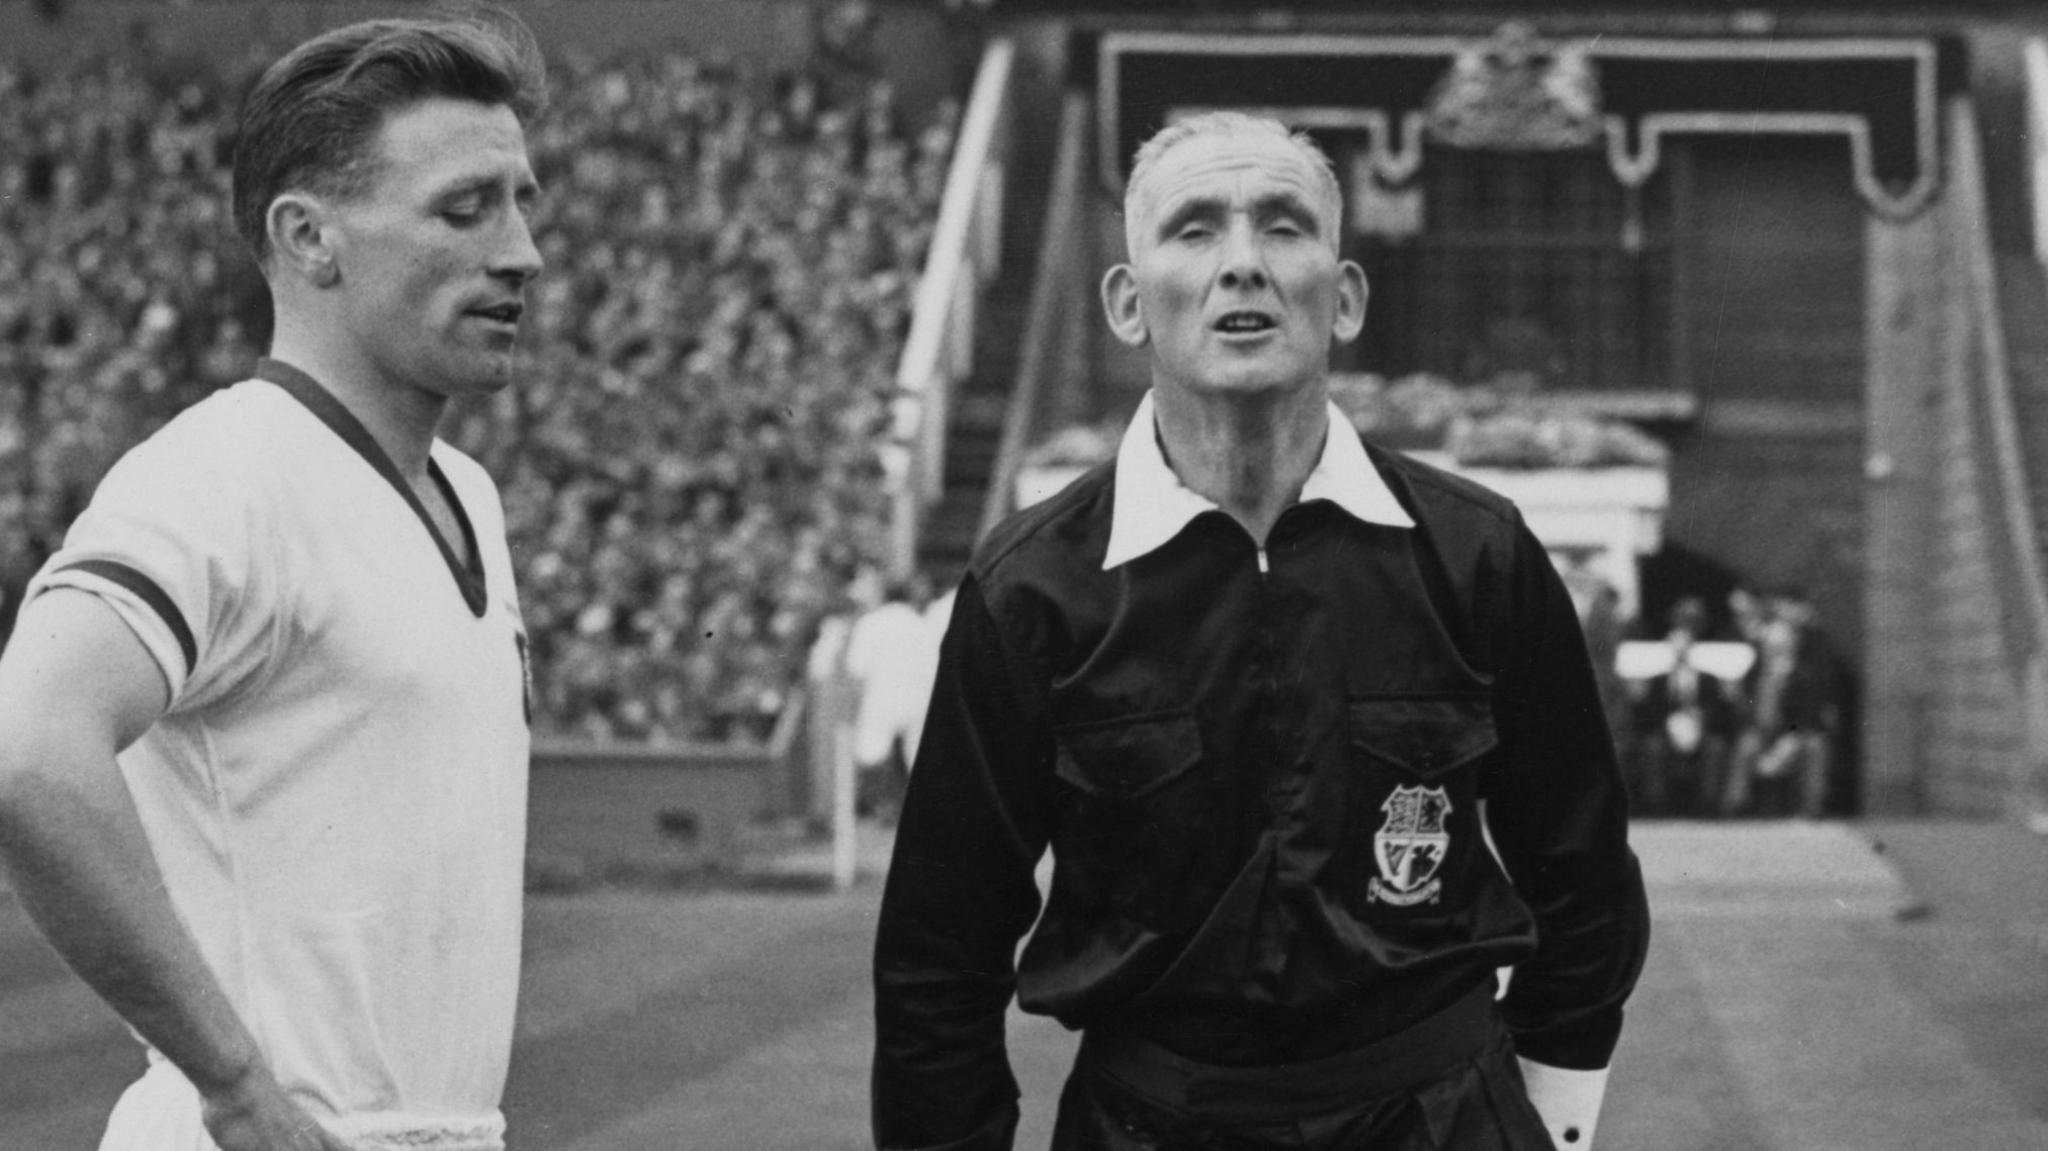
0;29;959;743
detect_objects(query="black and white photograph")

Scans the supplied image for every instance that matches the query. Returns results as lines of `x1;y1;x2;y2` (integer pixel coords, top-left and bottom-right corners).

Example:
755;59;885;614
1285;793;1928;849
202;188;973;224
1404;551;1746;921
1;1;2045;1148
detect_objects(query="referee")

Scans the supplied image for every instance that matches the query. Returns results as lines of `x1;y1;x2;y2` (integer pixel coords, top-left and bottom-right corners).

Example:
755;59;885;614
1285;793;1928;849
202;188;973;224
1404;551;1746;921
873;112;1650;1151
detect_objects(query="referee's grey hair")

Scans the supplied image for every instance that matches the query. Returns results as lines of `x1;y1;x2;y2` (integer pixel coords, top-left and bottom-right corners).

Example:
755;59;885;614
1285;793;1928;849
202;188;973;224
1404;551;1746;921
232;7;548;266
1122;112;1343;259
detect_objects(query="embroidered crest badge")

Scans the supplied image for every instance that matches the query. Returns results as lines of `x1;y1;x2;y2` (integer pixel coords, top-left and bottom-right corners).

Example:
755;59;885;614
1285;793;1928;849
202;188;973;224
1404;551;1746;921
1370;785;1453;906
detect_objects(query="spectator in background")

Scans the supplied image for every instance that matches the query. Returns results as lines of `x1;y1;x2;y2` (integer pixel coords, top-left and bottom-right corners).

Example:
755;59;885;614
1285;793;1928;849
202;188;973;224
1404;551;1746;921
1557;546;1631;774
813;0;882;104
1629;596;1740;816
1721;585;1844;819
843;565;940;818
806;586;861;822
1726;584;1769;649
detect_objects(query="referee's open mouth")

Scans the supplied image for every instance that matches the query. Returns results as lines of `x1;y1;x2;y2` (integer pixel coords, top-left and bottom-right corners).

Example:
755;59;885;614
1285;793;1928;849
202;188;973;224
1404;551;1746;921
1211;308;1279;344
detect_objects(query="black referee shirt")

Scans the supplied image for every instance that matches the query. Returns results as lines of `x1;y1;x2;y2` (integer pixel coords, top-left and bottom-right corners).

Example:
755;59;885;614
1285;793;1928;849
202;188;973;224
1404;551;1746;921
872;407;1650;1149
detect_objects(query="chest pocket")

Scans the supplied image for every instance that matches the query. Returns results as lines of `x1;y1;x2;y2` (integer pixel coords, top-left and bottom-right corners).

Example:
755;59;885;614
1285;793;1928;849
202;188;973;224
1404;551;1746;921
1051;710;1211;927
1054;710;1202;800
1347;694;1498;780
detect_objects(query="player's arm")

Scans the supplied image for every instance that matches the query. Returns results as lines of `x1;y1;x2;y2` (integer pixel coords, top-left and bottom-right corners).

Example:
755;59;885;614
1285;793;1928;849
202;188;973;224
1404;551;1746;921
872;575;1052;1151
1480;517;1652;1150
0;588;352;1151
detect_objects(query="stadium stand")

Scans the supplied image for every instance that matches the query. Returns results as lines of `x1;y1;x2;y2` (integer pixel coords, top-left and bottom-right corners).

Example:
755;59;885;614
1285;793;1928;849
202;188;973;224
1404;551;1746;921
0;38;959;745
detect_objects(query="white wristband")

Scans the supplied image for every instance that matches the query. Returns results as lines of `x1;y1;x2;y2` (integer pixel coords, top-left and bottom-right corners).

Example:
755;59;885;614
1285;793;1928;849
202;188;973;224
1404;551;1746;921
1516;1058;1609;1150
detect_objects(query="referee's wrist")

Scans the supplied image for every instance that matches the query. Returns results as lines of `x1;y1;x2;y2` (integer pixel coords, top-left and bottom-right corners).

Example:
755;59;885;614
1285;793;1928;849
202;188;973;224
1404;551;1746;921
1517;1057;1609;1149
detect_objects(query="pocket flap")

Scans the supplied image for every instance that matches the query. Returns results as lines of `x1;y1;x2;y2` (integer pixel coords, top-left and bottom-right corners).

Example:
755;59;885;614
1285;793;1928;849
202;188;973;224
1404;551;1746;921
1347;695;1498;778
1054;712;1202;800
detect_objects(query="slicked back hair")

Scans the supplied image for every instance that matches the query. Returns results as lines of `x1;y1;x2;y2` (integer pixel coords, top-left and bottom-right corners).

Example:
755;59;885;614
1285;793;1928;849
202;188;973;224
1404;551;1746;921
1122;111;1343;259
232;8;548;266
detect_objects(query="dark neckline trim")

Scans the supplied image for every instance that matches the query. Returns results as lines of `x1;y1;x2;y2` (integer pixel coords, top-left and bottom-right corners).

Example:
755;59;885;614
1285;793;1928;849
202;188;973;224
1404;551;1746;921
256;358;489;618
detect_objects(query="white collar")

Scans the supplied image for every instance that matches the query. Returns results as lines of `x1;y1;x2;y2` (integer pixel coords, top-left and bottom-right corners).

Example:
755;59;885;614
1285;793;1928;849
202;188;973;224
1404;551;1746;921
1101;390;1415;570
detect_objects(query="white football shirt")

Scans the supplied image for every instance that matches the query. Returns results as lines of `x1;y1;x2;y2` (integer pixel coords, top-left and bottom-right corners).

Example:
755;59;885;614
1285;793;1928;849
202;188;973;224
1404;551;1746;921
28;360;531;1151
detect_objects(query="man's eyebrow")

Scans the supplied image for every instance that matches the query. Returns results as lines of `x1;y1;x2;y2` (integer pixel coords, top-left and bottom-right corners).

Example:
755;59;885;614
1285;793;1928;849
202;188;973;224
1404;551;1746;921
1153;194;1226;239
1253;190;1323;233
433;170;540;202
431;174;494;201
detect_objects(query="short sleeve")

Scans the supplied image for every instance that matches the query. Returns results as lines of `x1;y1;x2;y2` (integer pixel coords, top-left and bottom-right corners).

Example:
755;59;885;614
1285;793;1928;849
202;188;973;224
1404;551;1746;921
25;417;274;713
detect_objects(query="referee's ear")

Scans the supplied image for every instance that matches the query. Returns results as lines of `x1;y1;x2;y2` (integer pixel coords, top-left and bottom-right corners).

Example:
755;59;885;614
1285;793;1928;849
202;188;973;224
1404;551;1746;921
1101;263;1148;349
267;192;339;289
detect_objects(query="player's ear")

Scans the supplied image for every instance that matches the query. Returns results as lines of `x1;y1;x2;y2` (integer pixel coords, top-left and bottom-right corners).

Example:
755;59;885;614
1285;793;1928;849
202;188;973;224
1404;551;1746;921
1331;259;1368;345
1101;263;1148;348
268;192;339;288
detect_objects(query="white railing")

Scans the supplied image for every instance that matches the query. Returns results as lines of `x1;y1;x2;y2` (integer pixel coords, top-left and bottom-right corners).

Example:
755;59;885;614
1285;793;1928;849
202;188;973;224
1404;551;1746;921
2026;38;2048;266
1951;95;2048;807
2012;47;2048;800
979;90;1091;542
887;38;1014;575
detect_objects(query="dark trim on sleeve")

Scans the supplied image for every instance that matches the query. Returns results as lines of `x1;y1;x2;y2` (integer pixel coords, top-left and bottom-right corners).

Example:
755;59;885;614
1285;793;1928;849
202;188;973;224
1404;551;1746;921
256;357;489;617
55;559;197;674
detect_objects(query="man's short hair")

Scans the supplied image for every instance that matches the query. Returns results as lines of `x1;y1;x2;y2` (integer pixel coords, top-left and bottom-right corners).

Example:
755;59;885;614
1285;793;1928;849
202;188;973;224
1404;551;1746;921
1122;111;1343;258
231;9;549;265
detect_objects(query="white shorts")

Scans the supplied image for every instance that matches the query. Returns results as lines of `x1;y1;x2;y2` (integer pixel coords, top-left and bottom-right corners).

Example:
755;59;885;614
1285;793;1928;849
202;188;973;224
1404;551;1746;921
101;1058;211;1151
100;1055;508;1151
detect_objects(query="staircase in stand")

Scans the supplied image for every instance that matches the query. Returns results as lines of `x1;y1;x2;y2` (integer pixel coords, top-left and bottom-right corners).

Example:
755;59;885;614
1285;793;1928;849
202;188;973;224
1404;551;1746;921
915;46;1067;588
919;280;1031;584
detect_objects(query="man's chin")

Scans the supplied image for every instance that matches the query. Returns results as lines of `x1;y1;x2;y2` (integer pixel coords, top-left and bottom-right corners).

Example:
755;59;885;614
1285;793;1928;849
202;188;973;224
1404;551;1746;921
1169;345;1323;394
449;351;521;395
1181;368;1320;401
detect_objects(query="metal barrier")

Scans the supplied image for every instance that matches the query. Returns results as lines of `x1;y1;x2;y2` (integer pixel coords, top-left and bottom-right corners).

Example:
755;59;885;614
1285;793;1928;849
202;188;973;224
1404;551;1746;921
888;38;1015;575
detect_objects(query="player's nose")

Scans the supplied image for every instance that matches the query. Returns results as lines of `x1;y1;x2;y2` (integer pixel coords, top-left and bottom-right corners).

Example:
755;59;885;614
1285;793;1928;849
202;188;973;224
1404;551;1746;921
494;210;544;287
